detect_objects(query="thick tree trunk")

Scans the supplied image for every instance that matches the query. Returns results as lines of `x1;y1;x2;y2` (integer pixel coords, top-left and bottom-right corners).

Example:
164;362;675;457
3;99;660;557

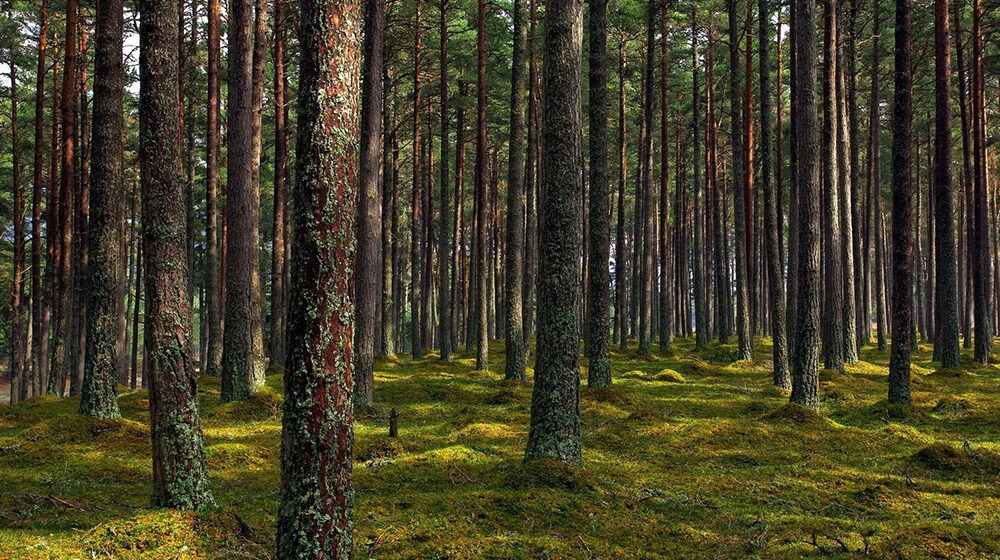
505;0;527;379
275;0;360;554
888;0;914;404
790;0;822;408
524;0;583;466
139;0;215;508
221;0;265;401
354;0;384;406
80;0;126;418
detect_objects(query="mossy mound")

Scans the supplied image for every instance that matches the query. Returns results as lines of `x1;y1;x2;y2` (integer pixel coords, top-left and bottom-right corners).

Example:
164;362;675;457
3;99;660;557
453;422;513;441
86;511;201;560
764;403;828;426
819;368;850;383
581;387;633;406
727;359;769;374
874;524;987;560
652;369;686;383
929;367;965;379
206;442;270;468
911;443;1000;474
356;437;408;463
676;359;715;377
621;370;646;380
823;387;857;403
117;391;151;414
485;389;520;405
933;395;973;413
21;415;150;444
741;401;770;416
197;375;222;391
507;458;595;491
208;387;284;420
865;400;930;423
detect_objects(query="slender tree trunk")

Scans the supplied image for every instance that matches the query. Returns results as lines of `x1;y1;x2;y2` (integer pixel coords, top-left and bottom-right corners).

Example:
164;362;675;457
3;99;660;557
80;0;126;418
934;0;960;368
659;8;672;350
221;0;265;401
139;0;215;508
970;0;991;364
411;0;424;358
586;0;611;384
821;0;844;371
790;0;822;408
30;0;49;400
523;0;539;349
871;3;887;351
276;0;360;554
69;27;91;397
729;0;752;360
474;0;489;370
615;36;628;351
691;6;707;349
354;0;384;406
204;0;222;377
505;0;527;379
759;0;789;387
888;0;914;404
270;0;290;368
8;15;26;405
49;0;79;396
954;0;974;350
835;4;858;364
525;0;583;466
438;0;452;362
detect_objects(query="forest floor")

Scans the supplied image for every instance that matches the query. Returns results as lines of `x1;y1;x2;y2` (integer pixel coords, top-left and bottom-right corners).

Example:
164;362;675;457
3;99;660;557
1;338;1000;559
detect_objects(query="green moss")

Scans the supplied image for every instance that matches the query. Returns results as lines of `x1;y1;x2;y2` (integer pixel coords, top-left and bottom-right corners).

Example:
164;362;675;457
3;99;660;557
3;337;1000;559
652;369;686;382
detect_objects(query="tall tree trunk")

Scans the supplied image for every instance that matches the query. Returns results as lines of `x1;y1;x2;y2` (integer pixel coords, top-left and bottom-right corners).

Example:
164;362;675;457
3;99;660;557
438;0;452;362
970;0;991;364
30;0;49;400
871;2;887;351
204;0;222;377
638;1;656;356
505;0;527;379
139;0;215;508
523;0;539;348
821;0;844;371
276;0;360;554
954;0;973;350
49;0;79;396
221;0;265;401
615;35;628;350
729;0;752;360
934;0;960;368
691;5;707;349
69;28;91;397
411;0;424;358
354;0;384;406
474;0;489;370
848;0;865;347
586;0;610;385
270;0;290;368
759;0;790;387
835;3;858;364
658;8;672;350
8;14;26;405
790;0;822;408
888;0;914;404
80;0;126;418
524;0;583;466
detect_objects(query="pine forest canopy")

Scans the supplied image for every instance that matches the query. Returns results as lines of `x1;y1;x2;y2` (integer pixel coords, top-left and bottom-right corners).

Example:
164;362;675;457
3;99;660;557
0;0;999;556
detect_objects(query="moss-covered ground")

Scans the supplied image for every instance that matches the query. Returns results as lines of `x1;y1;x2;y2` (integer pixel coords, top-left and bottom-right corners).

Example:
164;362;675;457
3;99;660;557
2;338;1000;559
